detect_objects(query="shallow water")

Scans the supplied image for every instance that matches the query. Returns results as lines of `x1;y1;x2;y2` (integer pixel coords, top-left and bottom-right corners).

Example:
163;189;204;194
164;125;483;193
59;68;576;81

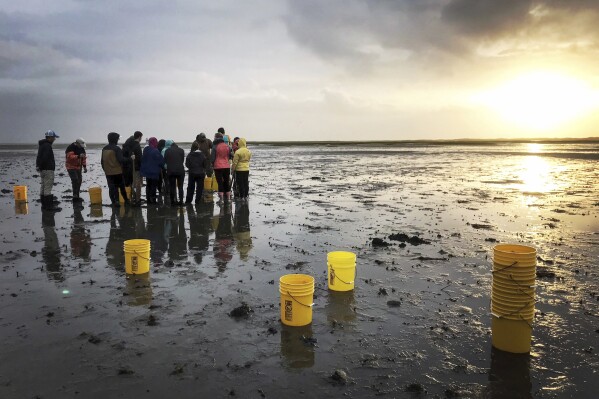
0;142;598;398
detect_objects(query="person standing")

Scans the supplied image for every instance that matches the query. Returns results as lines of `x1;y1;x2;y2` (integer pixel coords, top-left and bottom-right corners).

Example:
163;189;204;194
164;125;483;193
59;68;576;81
101;132;129;207
65;138;87;202
192;133;213;176
211;132;233;204
231;138;251;201
164;140;185;206
122;131;143;206
36;130;61;212
140;137;165;204
185;142;209;204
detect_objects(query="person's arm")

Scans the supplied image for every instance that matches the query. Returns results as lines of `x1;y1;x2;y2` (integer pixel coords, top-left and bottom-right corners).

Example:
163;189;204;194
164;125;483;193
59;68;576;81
81;149;87;171
210;146;216;165
185;154;191;169
115;147;125;165
231;151;239;173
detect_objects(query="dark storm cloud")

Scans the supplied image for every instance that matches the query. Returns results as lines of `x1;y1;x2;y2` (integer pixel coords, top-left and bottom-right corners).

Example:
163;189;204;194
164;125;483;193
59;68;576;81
284;0;599;64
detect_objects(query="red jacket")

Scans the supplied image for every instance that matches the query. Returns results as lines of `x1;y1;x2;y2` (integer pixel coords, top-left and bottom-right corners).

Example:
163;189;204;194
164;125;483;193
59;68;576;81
65;143;87;170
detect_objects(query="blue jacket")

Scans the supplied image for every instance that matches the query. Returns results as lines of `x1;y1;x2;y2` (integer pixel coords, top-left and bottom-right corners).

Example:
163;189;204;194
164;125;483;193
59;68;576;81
140;146;164;179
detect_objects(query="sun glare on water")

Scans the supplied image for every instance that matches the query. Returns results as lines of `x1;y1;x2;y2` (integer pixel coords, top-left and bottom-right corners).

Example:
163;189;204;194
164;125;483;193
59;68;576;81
474;72;599;130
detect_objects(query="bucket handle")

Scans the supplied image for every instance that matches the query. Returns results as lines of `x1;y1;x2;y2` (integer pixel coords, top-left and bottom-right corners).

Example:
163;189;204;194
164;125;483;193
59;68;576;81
491;311;533;329
286;291;314;308
329;264;356;285
130;249;151;261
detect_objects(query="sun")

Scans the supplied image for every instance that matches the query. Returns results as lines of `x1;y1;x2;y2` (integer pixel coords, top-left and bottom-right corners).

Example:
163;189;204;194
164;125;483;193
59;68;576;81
473;71;599;130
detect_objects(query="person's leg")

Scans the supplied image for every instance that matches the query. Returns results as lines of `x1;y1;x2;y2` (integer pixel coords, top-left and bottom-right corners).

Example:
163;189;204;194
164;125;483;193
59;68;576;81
68;169;77;197
106;175;118;205
115;174;129;204
214;169;225;202
238;171;249;198
177;175;184;204
222;169;231;201
169;175;177;204
196;174;204;203
75;169;83;199
186;175;195;204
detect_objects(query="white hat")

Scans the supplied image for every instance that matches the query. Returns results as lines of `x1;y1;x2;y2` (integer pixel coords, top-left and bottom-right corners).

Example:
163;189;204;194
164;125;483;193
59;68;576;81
76;138;86;148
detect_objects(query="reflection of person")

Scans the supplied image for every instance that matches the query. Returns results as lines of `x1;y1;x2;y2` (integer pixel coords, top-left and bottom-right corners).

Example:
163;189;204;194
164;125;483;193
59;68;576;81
166;208;187;262
101;132;129;207
140;137;165;204
213;204;234;272
185;142;210;204
42;211;63;281
187;202;214;264
231;138;252;201
122;131;143;205
233;202;252;260
145;205;169;263
65;138;87;203
70;206;91;261
105;207;139;271
36;130;62;212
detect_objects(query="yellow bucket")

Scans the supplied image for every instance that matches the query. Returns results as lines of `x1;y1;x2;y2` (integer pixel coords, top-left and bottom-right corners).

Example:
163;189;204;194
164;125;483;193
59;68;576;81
327;251;357;292
494;257;537;267
491;316;533;353
279;274;314;326
13;185;27;202
88;187;102;205
123;239;151;274
211;174;219;192
119;186;132;203
14;202;29;215
491;289;534;303
494;244;536;260
204;176;213;191
90;205;103;218
493;274;536;287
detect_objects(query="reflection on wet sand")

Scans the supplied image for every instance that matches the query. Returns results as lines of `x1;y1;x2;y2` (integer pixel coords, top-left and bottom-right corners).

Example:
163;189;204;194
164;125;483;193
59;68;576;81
125;273;153;306
233;202;252;260
145;205;169;263
187;202;214;264
70;205;91;261
485;348;532;399
280;324;315;369
89;204;103;218
14;202;28;215
41;211;62;281
213;204;234;273
326;291;357;327
167;207;187;262
106;207;144;271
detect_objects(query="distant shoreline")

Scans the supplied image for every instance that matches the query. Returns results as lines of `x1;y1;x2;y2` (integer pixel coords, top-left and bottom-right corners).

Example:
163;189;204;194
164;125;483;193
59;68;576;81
3;137;599;147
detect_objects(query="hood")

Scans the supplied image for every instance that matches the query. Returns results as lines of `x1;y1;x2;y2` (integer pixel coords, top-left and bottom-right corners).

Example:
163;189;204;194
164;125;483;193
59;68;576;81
148;137;158;148
164;139;174;149
213;138;224;146
38;139;49;146
107;132;120;144
238;138;247;148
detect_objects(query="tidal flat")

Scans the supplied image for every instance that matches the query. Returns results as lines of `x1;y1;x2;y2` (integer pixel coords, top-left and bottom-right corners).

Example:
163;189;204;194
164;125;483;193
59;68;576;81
0;142;598;398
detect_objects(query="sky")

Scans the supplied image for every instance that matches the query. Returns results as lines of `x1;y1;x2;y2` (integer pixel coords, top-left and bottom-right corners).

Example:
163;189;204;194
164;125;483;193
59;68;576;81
1;0;599;143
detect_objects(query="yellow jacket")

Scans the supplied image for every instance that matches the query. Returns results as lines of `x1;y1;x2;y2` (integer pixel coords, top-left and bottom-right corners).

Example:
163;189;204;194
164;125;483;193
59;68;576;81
232;138;251;172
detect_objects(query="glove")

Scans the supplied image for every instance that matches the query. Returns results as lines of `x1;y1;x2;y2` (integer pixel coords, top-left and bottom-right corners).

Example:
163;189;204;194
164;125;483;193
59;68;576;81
83;167;88;173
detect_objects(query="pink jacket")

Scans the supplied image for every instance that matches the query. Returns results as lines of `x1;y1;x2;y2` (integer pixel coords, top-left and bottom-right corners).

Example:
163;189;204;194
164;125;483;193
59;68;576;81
212;142;231;169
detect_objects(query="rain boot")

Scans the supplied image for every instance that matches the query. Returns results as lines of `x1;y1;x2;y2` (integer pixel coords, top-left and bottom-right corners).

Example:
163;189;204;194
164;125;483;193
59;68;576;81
43;195;62;212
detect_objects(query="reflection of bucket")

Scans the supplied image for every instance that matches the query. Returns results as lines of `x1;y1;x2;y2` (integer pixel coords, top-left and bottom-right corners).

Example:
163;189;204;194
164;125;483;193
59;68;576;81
13;186;27;202
487;347;532;397
279;274;314;326
491;316;532;353
123;239;151;274
88;187;102;205
327;251;357;292
280;324;315;368
125;274;152;306
14;202;29;215
89;205;103;218
119;186;132;203
326;290;356;324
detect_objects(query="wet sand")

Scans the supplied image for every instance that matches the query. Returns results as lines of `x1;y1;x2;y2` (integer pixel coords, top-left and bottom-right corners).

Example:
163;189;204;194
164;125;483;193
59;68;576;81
0;142;598;398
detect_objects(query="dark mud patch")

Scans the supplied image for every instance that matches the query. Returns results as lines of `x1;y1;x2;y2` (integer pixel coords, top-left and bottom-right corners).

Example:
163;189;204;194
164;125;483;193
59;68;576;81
372;238;391;247
229;302;253;319
388;233;430;245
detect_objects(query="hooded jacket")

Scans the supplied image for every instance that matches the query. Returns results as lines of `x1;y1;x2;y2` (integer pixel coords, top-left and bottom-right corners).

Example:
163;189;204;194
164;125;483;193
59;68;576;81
186;149;209;177
37;139;56;170
192;136;212;159
65;142;87;170
211;138;232;170
141;146;165;180
231;138;251;172
164;143;185;176
122;136;142;170
101;132;125;176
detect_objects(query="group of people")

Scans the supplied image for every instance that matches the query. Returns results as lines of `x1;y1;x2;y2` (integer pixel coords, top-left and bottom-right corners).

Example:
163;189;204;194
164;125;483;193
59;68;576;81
35;127;252;212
